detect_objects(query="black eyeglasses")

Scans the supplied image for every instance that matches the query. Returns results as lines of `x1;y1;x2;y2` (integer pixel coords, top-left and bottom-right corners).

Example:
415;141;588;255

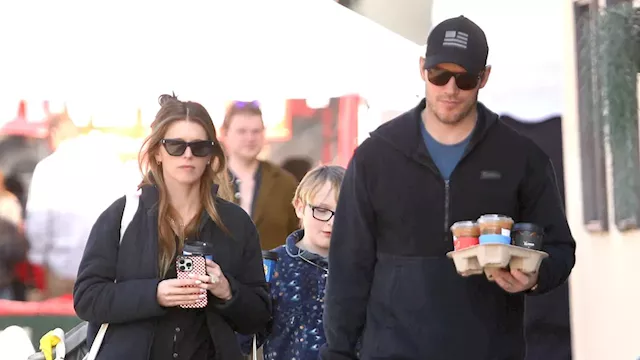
161;139;215;157
426;68;484;91
309;205;335;222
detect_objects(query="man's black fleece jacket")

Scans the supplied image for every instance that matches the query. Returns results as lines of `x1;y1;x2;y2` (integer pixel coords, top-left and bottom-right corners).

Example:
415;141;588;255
320;100;576;360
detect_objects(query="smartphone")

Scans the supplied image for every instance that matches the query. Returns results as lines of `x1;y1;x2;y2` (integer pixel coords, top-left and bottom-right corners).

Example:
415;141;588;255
176;255;208;309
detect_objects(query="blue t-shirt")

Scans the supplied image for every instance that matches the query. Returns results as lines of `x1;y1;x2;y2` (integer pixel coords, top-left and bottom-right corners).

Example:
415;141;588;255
421;122;471;180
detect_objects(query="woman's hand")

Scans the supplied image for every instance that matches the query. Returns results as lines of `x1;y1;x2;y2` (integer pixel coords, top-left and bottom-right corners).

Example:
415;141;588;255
191;259;233;302
156;278;207;307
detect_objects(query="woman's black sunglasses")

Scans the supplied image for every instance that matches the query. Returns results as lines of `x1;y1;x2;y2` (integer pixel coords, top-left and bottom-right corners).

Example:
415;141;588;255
161;139;215;157
426;68;484;91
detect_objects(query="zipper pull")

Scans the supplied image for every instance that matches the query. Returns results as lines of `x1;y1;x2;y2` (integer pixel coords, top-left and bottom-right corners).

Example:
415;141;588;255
443;180;451;239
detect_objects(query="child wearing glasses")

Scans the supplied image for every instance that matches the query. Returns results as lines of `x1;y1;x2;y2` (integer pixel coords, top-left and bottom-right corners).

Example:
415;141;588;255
242;165;345;360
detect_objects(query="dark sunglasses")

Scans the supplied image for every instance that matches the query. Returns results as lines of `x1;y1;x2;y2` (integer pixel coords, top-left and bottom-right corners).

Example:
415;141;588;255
161;139;215;157
426;68;484;91
232;100;260;109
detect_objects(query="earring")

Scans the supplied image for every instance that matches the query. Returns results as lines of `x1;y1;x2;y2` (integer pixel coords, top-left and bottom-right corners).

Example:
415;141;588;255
156;160;161;166
207;160;210;165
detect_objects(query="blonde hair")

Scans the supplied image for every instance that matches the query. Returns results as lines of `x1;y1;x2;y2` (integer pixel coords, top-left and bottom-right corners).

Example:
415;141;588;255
139;94;233;276
292;165;346;208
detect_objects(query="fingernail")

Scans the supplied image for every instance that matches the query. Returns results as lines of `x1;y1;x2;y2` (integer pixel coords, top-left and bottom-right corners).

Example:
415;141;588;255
195;280;202;285
200;289;206;293
199;294;207;298
188;273;194;278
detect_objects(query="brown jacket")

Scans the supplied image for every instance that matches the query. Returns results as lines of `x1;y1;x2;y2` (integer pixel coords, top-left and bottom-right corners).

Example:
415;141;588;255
236;161;299;250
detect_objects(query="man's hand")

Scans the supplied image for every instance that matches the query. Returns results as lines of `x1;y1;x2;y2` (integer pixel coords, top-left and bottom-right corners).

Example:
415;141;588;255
485;268;538;293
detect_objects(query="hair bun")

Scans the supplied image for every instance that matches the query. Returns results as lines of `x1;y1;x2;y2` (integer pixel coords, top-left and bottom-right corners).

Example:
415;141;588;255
158;92;179;106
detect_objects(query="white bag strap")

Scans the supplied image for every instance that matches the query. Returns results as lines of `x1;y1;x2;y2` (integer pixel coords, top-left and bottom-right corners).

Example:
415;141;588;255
84;192;139;360
120;193;139;244
252;336;258;360
84;323;109;360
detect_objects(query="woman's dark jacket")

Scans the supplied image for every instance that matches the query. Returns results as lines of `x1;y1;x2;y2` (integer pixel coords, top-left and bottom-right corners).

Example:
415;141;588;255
73;185;271;360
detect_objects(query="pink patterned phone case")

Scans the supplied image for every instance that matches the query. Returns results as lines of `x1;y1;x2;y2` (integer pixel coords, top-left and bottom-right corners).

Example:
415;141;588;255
176;255;208;309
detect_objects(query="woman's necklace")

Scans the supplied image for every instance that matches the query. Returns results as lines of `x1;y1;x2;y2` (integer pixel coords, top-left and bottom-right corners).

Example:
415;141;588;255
169;218;186;240
168;217;184;228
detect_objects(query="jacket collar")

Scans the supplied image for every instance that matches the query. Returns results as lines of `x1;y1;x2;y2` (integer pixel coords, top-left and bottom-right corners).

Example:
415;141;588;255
369;99;500;169
284;229;328;266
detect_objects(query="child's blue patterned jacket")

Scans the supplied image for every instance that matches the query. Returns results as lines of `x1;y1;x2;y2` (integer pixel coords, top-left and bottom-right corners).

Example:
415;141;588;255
241;229;329;360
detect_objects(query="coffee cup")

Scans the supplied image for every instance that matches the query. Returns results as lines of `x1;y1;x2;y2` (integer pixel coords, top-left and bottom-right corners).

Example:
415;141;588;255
262;250;279;282
477;214;514;245
450;221;480;250
511;223;544;250
477;214;514;236
183;240;215;262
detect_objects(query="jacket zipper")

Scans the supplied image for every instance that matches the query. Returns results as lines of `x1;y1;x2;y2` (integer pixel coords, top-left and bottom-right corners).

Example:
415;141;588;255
444;180;450;241
441;134;483;241
423;162;452;243
419;115;491;243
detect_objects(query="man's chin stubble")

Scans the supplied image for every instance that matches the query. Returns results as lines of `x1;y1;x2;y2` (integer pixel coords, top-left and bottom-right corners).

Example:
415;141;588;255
437;103;475;126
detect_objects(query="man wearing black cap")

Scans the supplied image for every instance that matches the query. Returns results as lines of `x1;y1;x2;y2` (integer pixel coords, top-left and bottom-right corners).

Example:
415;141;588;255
320;16;576;359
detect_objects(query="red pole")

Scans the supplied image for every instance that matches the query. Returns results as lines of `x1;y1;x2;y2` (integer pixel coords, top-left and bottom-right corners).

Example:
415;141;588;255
321;106;333;164
336;94;359;167
17;100;27;121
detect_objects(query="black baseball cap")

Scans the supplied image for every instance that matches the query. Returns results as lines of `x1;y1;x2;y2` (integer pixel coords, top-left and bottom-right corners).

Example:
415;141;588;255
424;16;489;75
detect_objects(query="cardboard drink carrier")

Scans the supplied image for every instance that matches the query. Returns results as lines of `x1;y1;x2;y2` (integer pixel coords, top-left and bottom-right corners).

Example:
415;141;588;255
447;215;548;280
446;244;548;280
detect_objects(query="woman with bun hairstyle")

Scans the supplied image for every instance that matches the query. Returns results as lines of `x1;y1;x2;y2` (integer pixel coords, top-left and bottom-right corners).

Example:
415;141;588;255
73;94;271;360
